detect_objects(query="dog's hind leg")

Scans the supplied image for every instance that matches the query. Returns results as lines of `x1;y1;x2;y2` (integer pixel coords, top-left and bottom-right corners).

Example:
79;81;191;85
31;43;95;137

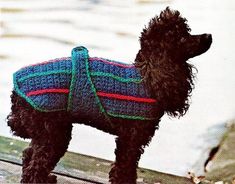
109;126;154;184
21;119;72;183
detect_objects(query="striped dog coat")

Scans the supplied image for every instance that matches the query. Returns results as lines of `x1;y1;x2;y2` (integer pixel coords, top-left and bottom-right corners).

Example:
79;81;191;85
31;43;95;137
14;46;158;121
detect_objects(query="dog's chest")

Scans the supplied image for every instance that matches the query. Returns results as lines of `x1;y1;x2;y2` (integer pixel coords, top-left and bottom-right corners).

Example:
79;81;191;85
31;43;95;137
14;46;158;121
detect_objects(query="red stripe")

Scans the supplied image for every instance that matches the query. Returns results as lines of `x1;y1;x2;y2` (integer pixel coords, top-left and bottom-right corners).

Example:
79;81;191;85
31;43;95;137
89;58;135;68
27;88;69;96
97;92;156;103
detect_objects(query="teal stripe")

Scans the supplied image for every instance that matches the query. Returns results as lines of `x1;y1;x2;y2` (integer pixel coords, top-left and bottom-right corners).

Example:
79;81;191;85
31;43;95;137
90;72;142;83
107;112;155;121
67;58;77;111
13;73;66;112
18;70;71;82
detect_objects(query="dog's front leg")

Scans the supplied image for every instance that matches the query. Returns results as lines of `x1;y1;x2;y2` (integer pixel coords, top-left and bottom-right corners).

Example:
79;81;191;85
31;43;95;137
109;128;151;184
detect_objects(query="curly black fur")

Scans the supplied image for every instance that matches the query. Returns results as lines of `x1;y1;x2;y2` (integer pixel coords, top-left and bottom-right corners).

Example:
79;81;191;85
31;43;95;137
7;7;212;184
135;7;211;117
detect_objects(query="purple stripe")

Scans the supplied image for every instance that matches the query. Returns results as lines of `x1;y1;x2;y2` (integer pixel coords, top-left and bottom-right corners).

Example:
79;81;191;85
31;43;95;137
89;57;135;68
20;57;71;69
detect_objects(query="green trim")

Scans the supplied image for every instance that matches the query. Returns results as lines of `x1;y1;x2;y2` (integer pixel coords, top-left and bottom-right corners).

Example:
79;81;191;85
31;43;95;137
13;73;66;112
107;112;155;120
90;72;142;83
84;53;107;115
18;70;71;82
67;57;77;111
99;57;132;65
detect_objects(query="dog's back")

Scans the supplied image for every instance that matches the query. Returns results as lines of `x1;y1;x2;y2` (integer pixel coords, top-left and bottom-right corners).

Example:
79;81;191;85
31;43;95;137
13;46;158;122
13;57;72;112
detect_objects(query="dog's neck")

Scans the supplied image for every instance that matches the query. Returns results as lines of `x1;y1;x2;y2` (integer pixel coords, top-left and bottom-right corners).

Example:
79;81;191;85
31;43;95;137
134;50;196;118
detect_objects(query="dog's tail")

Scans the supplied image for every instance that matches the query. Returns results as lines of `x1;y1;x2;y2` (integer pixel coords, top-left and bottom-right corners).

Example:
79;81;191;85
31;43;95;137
7;91;33;138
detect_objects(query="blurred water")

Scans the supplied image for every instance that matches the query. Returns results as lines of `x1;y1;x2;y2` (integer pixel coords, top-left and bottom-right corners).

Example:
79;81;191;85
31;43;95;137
0;0;235;176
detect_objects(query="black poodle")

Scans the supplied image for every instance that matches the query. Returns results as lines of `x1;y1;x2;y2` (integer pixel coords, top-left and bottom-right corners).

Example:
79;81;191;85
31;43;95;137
7;7;212;184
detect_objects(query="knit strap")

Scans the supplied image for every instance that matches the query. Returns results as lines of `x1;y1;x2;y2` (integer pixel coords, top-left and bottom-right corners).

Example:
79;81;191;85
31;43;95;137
67;46;107;119
67;46;86;111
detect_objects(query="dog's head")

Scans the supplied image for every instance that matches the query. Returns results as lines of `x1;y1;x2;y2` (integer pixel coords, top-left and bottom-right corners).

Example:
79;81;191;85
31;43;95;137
135;7;212;117
138;7;212;63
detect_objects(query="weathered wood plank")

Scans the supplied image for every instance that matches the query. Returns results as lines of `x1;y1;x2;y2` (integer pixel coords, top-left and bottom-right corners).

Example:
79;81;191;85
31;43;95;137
0;135;195;184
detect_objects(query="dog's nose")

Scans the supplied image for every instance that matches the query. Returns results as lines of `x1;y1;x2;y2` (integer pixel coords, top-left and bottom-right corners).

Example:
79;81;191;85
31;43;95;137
202;34;212;43
203;34;212;39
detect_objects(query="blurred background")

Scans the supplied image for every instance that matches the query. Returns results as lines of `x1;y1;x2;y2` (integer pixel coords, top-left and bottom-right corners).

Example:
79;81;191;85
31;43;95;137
0;0;234;176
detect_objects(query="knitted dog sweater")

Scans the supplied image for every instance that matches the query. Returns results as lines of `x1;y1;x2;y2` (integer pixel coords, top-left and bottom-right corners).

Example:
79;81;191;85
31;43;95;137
14;46;157;121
